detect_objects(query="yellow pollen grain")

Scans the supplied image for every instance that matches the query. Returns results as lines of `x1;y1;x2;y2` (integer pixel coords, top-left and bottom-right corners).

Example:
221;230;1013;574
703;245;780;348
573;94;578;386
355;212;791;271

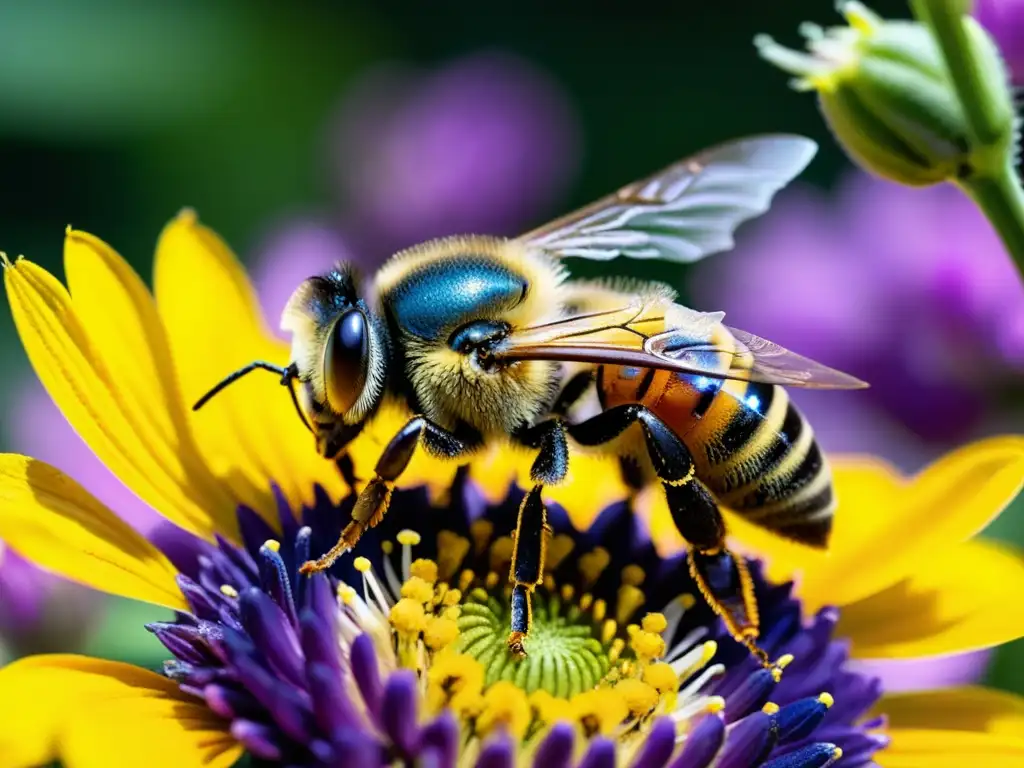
401;576;435;605
579;594;594;612
443;606;461;621
578;547;611;586
601;619;618;645
705;696;725;714
642;662;678;694
762;702;780;715
442;588;462;606
771;653;795;682
609;638;625;663
832;747;843;759
263;539;281;553
560;584;575;603
381;541;394;555
631;630;666;661
485;572;500;590
679;593;696;610
469;520;494;555
458;569;475;593
219;585;238;598
476;682;532;740
818;692;835;709
409;559;439;584
425;653;485;716
424;616;461;650
621;564;646;587
389;598;426;635
354;557;372;573
397;529;421;546
592;599;607;623
337;584;357;605
570;689;629;737
641;612;668;634
614;678;660;718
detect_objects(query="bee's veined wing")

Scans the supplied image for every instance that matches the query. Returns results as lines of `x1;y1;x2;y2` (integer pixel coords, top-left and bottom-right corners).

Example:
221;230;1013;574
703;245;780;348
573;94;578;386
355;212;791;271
645;325;869;390
517;134;817;263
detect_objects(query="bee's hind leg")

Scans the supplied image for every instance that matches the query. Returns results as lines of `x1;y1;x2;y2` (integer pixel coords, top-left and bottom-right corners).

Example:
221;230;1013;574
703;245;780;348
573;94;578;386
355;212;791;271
299;416;476;575
567;405;768;667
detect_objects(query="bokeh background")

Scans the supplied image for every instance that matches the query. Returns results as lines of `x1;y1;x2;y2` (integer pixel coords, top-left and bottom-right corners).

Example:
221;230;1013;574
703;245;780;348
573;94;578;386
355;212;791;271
2;0;1023;694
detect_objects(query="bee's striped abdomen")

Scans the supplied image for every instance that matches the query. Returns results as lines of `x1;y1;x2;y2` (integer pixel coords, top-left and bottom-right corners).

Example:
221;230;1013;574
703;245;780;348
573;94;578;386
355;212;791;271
681;378;835;548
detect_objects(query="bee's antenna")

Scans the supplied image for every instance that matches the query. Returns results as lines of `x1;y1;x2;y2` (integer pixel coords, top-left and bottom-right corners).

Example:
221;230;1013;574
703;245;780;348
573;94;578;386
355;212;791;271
284;375;315;434
192;361;294;411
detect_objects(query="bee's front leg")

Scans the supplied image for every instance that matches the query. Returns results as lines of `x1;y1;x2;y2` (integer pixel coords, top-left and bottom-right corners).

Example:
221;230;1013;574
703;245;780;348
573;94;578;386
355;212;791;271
299;416;476;575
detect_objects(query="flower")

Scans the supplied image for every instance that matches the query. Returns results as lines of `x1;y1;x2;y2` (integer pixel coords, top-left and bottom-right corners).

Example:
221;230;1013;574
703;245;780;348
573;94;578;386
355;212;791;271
691;169;1024;459
975;0;1024;84
756;1;1014;187
2;218;1024;766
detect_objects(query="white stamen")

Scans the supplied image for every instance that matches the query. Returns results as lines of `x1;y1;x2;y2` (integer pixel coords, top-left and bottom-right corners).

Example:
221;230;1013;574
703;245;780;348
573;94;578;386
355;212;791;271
381;551;403;600
676;663;726;703
667;627;708;665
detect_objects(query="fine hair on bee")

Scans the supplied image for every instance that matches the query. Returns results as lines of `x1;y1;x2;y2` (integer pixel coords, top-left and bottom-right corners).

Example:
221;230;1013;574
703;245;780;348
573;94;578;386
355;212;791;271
194;134;867;668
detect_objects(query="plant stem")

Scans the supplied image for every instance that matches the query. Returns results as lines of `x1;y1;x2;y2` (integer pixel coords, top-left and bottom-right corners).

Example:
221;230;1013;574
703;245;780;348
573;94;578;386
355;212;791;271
960;163;1024;279
909;0;1004;146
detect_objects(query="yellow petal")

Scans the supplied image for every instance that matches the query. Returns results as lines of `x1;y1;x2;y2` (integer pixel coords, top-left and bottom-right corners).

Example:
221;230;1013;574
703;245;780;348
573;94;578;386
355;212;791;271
877;687;1024;767
839;538;1024;658
726;438;1024;612
0;455;185;610
0;655;237;768
153;210;347;519
3;250;230;540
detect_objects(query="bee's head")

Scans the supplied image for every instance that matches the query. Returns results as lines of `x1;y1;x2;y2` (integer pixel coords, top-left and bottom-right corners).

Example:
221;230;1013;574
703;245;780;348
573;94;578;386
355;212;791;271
281;264;389;425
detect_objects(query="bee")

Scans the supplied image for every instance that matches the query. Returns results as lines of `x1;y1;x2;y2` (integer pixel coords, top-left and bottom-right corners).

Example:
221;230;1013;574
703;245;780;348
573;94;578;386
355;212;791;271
193;135;867;664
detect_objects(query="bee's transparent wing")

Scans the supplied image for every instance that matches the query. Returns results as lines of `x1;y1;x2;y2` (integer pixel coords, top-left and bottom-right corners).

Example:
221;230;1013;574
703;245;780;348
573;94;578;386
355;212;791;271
518;134;817;263
646;325;868;390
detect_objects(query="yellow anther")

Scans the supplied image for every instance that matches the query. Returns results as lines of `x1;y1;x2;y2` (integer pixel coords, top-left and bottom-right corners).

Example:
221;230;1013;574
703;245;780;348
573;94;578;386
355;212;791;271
435;531;470;581
476;682;532;739
0;252;9;268
469;519;494;555
442;588;462;606
425;653;485;716
443;606;461;621
679;593;697;610
397;529;421;546
642;662;679;694
219;585;238;598
543;574;556;592
354;557;372;573
410;558;439;585
488;536;515;572
578;547;611;586
621;564;646;587
616;585;646;625
601;619;618;645
641;612;668;634
337;584;357;605
592;599;607;623
381;541;394;555
705;695;726;714
560;583;575;603
631;630;667;661
401;576;435;604
701;640;718;662
389;598;426;635
424;616;461;651
818;692;835;709
530;690;573;725
832;747;843;760
262;539;281;553
609;638;626;663
579;594;594;612
614;678;660;718
485;571;500;589
771;653;795;682
762;702;780;715
545;534;575;571
625;623;639;637
570;689;629;737
458;569;475;593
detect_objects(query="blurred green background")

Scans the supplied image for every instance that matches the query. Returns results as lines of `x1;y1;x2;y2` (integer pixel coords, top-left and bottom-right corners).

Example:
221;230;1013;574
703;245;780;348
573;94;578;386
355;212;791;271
2;0;1023;696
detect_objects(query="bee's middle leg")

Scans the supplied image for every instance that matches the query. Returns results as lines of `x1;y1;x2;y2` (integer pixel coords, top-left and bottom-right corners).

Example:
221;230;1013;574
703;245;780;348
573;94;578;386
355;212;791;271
300;416;476;574
567;405;766;665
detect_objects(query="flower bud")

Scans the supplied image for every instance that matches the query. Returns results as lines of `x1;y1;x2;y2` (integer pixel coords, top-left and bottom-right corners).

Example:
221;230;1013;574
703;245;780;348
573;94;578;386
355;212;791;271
756;1;1015;186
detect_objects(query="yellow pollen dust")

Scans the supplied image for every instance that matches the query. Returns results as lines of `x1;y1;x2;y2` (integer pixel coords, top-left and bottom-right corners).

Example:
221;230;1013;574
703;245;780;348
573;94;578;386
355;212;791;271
570;689;629;737
818;692;835;709
614;678;660;718
389;597;426;635
353;557;372;573
762;702;780;715
426;653;485;716
219;585;238;598
706;695;726;714
262;539;281;553
337;584;357;605
442;588;462;606
641;612;668;634
476;681;532;740
771;653;795;682
443;606;461;621
397;529;421;547
642;662;679;694
631;630;666;661
424;616;461;651
410;558;439;584
400;576;435;604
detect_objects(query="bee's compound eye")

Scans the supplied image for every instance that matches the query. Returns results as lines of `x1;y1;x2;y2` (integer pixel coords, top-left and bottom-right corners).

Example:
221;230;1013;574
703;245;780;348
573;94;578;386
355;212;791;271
324;309;369;415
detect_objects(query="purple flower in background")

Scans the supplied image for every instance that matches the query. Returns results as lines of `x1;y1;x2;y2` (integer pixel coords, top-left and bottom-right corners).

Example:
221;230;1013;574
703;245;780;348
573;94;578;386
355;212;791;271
692;170;1024;465
975;0;1024;83
251;50;581;305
